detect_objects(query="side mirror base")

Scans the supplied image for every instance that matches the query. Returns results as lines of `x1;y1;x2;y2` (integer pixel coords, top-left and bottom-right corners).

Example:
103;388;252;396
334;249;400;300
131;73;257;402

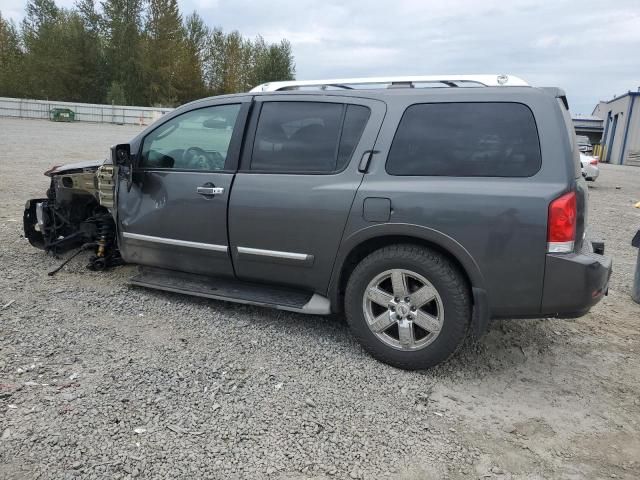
114;144;131;166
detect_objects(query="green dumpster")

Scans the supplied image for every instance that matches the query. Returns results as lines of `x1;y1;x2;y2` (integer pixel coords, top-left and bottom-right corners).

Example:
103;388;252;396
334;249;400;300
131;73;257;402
49;108;75;122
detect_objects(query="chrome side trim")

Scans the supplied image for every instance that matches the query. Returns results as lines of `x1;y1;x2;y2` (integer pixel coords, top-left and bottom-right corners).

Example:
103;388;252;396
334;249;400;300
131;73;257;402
237;246;310;261
123;232;228;252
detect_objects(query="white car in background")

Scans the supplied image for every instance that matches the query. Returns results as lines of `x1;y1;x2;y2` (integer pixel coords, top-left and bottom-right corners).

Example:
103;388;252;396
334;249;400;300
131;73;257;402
580;153;599;181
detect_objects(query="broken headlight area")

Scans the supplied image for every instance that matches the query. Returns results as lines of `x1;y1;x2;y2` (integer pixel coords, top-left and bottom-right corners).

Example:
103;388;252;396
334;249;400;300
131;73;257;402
23;164;122;272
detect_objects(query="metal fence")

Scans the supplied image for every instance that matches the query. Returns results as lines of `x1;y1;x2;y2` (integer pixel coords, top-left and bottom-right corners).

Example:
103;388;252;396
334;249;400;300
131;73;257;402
0;97;174;126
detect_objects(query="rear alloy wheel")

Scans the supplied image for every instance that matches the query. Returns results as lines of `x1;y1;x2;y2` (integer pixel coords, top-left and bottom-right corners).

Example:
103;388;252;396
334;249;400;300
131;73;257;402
345;244;471;369
363;269;444;351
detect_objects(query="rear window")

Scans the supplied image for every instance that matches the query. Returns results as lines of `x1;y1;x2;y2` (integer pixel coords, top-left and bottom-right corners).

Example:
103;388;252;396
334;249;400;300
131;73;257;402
386;102;542;177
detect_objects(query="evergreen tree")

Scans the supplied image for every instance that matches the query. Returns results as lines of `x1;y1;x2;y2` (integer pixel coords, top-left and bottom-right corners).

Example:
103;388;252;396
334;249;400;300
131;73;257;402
58;11;106;102
0;1;296;104
101;0;145;105
203;27;225;95
75;0;101;34
221;30;244;94
20;0;61;98
254;39;295;85
176;11;208;104
22;0;59;33
0;12;24;97
202;30;295;95
74;0;108;102
143;0;184;106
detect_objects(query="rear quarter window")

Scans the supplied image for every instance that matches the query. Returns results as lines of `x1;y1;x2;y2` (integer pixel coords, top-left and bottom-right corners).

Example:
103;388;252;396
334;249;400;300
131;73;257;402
386;102;542;177
556;98;582;178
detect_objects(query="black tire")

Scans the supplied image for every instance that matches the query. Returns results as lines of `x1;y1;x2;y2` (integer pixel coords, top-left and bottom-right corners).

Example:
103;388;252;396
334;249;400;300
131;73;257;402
344;244;471;370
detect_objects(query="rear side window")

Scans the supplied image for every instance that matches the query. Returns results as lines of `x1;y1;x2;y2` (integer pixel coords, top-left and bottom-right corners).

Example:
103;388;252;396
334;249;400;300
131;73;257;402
337;105;370;170
251;102;370;173
386;102;542;177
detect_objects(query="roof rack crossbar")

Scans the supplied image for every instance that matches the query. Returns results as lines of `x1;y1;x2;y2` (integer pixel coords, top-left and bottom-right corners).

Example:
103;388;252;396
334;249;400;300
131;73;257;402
250;75;529;92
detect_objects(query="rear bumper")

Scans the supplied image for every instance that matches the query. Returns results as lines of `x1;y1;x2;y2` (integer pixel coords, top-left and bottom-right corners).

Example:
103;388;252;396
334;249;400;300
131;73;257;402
585;165;599;180
540;244;612;318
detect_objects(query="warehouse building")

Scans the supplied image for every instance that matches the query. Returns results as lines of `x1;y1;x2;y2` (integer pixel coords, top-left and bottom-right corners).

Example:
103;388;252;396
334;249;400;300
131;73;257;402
592;90;640;166
571;114;603;146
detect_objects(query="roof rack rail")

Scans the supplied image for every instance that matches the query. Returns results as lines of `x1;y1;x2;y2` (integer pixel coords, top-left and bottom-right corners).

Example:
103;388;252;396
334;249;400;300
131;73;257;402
250;75;529;92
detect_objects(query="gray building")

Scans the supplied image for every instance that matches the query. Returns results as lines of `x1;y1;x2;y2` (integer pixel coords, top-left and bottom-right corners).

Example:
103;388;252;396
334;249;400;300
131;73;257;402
572;114;604;146
592;90;640;166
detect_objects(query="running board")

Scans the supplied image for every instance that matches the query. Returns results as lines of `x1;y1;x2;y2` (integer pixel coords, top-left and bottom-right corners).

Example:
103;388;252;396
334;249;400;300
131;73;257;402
129;266;331;315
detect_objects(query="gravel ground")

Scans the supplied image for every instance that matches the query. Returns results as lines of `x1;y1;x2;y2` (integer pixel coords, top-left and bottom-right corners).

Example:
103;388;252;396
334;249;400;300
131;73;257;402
1;117;640;480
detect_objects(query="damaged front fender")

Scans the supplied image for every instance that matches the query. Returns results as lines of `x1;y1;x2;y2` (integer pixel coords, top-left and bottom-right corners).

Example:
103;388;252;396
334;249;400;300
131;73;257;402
23;159;122;271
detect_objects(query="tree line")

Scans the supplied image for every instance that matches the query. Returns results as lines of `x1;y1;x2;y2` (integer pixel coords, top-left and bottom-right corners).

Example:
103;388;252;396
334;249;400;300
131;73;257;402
0;0;295;107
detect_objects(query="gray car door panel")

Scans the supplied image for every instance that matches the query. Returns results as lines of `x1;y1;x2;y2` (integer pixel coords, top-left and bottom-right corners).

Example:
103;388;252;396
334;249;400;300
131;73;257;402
117;98;251;277
118;171;235;276
228;95;386;293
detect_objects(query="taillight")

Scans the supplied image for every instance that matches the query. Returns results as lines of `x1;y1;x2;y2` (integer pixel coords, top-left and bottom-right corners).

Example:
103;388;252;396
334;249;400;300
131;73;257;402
547;191;576;253
590;158;598;166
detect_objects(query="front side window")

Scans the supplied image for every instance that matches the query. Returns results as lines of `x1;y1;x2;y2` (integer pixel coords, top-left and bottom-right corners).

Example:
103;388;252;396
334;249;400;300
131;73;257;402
251;102;370;173
140;104;240;171
386;102;541;177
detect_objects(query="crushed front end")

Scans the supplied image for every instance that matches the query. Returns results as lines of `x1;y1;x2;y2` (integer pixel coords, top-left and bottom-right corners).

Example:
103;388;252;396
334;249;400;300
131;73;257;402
23;161;122;271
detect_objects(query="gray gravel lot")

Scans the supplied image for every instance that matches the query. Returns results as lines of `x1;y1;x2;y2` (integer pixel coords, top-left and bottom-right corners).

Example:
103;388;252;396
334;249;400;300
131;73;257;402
1;117;640;479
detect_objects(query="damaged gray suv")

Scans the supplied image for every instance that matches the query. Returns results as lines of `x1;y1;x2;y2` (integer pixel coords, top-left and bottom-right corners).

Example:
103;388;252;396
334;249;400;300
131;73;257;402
24;75;612;369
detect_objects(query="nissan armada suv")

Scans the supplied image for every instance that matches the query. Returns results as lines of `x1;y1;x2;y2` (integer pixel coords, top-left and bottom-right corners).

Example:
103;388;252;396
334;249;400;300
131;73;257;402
24;75;612;369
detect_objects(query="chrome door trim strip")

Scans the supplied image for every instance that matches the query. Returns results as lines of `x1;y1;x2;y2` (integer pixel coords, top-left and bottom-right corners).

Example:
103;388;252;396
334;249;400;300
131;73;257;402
122;232;228;252
237;246;310;261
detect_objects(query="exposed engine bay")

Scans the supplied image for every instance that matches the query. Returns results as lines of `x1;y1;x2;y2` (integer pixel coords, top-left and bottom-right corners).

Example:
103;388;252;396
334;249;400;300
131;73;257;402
23;161;123;273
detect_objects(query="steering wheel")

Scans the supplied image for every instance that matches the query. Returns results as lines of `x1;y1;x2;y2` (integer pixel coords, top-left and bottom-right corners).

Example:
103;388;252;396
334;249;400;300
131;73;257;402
183;146;216;170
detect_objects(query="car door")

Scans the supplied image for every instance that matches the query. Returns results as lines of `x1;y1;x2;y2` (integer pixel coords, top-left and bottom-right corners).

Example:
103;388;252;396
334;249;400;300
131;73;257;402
228;95;386;293
116;98;250;277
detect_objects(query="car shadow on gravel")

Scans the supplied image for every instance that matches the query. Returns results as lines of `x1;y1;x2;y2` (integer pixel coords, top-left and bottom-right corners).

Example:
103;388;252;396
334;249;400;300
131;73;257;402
136;285;561;375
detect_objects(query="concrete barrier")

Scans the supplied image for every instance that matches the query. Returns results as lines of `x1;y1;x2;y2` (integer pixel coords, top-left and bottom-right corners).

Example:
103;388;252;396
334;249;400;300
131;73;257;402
0;97;173;126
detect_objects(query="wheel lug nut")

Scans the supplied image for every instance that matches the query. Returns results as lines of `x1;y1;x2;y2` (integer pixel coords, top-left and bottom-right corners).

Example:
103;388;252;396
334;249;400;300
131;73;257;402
389;306;395;311
411;306;417;311
408;315;413;320
404;297;410;302
394;297;399;302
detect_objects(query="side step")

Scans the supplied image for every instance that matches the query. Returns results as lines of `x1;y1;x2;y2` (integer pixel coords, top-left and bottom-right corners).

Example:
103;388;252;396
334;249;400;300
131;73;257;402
129;266;331;315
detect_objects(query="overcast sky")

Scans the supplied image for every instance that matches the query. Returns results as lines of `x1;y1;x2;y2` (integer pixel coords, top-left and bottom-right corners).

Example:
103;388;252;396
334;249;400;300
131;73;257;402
2;0;639;114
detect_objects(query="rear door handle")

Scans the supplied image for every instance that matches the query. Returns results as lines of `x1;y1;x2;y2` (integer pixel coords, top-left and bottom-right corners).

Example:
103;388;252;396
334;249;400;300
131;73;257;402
358;150;379;173
197;186;224;196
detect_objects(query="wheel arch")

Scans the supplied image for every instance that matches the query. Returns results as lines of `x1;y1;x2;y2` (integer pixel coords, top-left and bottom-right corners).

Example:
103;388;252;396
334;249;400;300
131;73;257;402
328;224;486;313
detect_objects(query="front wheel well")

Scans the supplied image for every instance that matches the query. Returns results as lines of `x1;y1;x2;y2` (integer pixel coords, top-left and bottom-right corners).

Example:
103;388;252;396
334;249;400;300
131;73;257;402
335;236;475;310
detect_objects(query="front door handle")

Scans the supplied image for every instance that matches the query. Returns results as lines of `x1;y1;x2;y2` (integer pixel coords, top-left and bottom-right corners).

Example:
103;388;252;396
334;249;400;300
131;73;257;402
197;186;224;196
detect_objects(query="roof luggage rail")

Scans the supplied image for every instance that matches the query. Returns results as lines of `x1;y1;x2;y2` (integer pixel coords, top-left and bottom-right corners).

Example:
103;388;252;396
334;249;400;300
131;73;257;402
250;74;530;92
